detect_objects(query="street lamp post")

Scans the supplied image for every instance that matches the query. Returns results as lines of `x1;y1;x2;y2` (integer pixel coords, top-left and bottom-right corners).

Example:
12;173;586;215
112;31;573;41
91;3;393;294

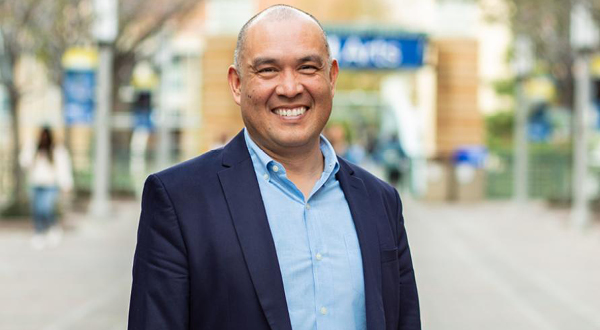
570;1;599;229
155;33;173;171
513;35;533;203
90;0;117;219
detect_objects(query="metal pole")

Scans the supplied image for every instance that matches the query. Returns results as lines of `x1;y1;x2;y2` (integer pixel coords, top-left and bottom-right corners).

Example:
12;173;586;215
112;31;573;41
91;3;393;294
156;69;170;171
90;44;112;218
572;54;591;229
514;78;528;202
156;36;171;171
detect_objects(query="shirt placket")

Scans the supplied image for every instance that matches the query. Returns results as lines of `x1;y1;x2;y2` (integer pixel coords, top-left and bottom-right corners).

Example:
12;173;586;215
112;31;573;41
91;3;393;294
305;182;337;328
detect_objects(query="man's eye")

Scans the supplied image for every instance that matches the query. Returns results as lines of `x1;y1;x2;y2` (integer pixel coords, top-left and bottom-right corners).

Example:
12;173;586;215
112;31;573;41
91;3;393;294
258;67;277;73
299;65;318;73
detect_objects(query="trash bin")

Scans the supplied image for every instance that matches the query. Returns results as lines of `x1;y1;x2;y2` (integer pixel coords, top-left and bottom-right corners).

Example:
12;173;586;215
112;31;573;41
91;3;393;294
451;146;487;202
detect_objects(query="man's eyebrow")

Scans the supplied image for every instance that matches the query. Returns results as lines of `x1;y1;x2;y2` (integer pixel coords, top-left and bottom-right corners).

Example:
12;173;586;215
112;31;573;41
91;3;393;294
251;57;278;68
251;55;325;68
299;55;324;66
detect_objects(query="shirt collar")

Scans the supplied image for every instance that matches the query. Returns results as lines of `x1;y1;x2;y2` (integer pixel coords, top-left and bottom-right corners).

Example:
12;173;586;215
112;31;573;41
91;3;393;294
243;128;340;178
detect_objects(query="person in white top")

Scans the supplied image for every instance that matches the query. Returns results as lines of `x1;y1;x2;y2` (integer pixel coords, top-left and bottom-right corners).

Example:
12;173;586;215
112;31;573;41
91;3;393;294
20;127;73;249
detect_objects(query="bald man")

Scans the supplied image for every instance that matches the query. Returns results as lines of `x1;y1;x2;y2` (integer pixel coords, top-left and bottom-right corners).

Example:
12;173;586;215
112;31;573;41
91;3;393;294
128;5;420;330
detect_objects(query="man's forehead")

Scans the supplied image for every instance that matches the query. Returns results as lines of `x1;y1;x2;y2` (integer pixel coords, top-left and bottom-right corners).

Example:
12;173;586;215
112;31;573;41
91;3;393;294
246;13;321;39
243;17;326;57
248;7;315;31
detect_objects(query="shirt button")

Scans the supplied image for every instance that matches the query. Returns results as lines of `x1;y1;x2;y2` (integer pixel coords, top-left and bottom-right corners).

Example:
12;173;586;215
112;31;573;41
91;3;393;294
320;307;328;315
305;203;310;210
263;173;269;181
272;165;279;172
316;253;323;261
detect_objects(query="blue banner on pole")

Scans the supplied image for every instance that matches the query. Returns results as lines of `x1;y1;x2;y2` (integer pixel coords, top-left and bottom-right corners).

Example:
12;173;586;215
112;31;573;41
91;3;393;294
133;91;154;129
327;32;426;70
63;70;95;125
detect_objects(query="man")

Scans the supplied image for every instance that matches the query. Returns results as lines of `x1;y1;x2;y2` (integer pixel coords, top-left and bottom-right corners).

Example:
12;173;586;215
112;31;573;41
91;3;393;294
128;5;420;330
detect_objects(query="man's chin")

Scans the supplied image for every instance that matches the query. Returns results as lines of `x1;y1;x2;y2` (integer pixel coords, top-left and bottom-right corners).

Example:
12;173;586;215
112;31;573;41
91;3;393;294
272;135;318;150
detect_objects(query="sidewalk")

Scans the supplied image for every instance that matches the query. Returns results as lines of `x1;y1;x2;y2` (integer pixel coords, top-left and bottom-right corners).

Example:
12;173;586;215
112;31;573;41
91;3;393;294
1;198;599;329
0;199;141;330
406;199;600;330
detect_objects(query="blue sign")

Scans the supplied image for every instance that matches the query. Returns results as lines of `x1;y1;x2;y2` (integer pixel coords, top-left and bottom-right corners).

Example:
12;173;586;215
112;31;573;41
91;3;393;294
133;92;154;129
327;33;426;70
528;104;552;142
63;70;95;125
453;146;487;168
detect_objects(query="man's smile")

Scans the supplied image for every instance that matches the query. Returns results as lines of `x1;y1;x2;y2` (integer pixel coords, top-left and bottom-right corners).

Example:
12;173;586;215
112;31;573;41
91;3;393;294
272;106;309;119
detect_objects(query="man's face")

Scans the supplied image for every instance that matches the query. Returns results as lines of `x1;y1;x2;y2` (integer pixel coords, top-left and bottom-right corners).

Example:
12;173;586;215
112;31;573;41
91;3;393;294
228;15;339;155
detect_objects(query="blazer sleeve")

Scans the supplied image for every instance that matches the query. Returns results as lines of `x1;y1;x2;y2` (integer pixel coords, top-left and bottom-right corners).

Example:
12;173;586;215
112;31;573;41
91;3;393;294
128;174;190;330
395;190;421;330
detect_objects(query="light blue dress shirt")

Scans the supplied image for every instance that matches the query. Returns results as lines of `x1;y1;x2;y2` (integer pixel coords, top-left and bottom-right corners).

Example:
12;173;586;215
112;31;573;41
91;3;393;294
244;129;366;330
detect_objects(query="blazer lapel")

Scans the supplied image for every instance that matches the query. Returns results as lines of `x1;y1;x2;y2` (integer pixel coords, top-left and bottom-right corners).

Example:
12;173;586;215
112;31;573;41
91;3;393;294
337;160;386;330
218;132;292;330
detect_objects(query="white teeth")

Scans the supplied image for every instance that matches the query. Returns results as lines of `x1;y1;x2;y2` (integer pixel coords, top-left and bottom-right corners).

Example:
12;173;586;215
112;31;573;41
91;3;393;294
275;107;306;117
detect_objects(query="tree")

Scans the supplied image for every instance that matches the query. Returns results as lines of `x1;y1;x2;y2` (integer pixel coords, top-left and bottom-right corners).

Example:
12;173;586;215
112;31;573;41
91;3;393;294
0;0;198;214
111;0;198;111
481;0;600;108
0;0;91;215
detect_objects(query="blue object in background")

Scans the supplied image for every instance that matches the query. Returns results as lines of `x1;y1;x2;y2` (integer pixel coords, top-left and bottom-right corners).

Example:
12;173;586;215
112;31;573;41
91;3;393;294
595;102;600;129
528;103;552;142
133;91;154;129
0;86;8;119
452;146;487;168
326;32;426;70
63;70;95;125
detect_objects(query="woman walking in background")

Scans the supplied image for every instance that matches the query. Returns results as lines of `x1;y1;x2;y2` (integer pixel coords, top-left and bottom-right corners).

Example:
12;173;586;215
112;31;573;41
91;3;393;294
20;126;73;250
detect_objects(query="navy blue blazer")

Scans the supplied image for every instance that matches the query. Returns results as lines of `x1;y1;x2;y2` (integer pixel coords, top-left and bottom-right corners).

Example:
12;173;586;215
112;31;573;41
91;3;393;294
128;130;420;330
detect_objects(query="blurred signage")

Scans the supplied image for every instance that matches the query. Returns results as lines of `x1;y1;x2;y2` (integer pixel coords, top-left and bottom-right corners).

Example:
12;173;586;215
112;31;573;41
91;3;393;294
64;70;96;125
591;54;600;78
528;104;552;142
327;32;426;70
133;92;154;129
524;75;556;103
63;47;98;126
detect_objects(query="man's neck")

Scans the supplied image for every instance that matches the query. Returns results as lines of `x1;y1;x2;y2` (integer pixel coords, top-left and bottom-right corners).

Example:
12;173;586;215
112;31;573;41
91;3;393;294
253;136;324;200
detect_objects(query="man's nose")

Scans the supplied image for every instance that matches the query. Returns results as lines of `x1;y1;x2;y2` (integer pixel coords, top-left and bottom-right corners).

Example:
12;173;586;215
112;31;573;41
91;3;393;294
275;71;303;97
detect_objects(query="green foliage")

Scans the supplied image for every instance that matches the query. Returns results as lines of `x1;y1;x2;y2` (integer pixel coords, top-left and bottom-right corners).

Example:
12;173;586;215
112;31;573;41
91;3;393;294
492;78;516;96
0;199;30;219
485;110;514;150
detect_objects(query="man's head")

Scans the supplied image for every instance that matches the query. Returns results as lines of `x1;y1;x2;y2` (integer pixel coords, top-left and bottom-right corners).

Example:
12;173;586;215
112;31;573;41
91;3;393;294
227;5;339;157
233;5;332;73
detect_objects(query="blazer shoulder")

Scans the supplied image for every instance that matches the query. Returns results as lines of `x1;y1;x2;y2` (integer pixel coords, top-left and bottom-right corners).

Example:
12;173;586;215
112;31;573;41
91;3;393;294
152;148;224;189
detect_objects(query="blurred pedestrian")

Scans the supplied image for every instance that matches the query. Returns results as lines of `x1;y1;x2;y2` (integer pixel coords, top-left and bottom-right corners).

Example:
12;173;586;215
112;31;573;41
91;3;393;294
325;123;366;164
20;126;73;250
378;134;409;189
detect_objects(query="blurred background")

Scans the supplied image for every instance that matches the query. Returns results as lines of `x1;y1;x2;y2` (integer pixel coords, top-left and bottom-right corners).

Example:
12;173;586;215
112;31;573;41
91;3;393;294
1;0;600;329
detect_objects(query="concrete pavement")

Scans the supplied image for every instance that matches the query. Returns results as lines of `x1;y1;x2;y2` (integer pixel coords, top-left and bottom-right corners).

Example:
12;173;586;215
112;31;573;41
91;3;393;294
407;199;600;330
0;200;140;330
1;198;599;329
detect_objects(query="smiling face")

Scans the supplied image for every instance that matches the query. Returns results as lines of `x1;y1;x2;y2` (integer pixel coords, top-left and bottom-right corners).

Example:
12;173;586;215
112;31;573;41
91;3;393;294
228;14;339;157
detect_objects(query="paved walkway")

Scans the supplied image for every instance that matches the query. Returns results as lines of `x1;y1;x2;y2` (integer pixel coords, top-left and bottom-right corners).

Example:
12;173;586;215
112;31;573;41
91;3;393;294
407;199;600;330
0;200;140;330
1;198;599;329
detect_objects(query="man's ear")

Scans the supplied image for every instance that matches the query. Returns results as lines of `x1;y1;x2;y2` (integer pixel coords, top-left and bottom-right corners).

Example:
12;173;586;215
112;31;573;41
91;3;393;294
329;59;339;97
227;65;242;105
